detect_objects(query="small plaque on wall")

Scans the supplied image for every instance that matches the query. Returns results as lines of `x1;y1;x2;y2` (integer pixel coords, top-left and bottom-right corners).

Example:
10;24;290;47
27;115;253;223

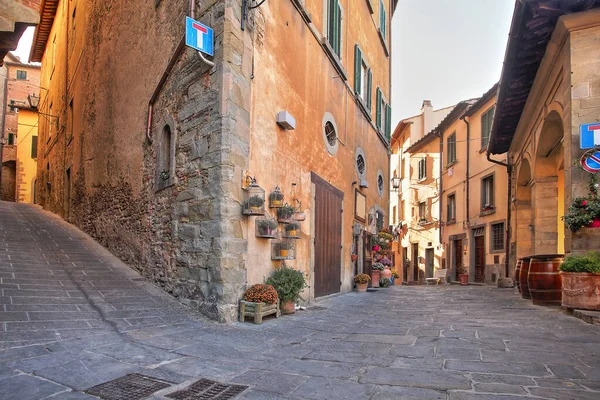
355;190;366;223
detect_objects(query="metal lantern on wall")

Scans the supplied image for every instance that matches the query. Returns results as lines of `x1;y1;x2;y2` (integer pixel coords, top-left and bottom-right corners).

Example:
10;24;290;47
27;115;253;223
255;216;278;239
282;221;301;239
271;239;296;260
242;180;266;216
269;186;284;208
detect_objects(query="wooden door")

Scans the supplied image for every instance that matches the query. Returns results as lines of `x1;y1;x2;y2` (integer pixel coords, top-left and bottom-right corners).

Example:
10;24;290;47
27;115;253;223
475;236;485;283
454;240;463;281
412;243;419;281
312;173;343;297
425;248;434;278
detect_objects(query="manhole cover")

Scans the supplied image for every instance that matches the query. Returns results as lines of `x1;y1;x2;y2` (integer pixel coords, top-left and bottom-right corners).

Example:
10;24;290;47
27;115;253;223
166;378;248;400
85;373;173;400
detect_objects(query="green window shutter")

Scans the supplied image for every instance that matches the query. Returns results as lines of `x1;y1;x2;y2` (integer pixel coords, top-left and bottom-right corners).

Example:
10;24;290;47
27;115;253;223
31;135;38;158
380;1;386;39
366;69;372;111
354;45;362;95
385;104;391;139
376;88;382;129
334;2;341;56
328;0;334;45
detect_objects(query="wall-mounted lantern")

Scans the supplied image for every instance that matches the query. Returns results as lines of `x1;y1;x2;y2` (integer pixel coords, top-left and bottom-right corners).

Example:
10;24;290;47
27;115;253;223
391;177;401;191
242;178;265;216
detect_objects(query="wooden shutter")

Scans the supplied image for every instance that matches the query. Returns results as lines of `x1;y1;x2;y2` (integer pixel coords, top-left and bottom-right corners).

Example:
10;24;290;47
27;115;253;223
354;45;361;95
334;1;341;56
366;69;372;111
31;135;38;159
385;104;391;139
376;88;382;129
380;1;386;39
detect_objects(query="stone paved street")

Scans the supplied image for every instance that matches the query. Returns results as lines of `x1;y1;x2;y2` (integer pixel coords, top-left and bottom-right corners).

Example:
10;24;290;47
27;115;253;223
0;202;599;399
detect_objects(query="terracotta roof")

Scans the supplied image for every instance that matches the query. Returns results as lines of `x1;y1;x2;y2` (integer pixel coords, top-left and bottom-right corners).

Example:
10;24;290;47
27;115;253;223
488;0;600;155
463;83;498;117
29;0;59;63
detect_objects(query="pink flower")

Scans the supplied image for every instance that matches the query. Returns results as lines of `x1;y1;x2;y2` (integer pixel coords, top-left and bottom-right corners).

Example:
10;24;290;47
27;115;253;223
582;200;588;206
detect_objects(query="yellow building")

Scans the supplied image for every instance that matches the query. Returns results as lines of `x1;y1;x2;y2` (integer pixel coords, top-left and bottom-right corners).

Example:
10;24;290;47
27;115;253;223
14;106;38;203
440;85;510;284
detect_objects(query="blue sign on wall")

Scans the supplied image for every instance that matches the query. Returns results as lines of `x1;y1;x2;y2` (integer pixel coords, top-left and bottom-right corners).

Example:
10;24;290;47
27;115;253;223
185;17;214;56
580;122;600;149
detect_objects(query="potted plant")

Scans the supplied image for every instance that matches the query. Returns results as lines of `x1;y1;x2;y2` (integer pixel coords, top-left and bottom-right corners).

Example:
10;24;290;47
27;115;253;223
247;195;265;214
371;263;384;288
269;187;284;207
285;222;300;237
354;274;370;292
418;217;427;225
266;265;307;314
257;218;278;237
277;204;295;222
379;277;391;288
381;257;393;279
482;204;495;212
392;270;401;285
560;251;600;311
458;265;469;285
239;283;280;324
563;195;600;232
279;242;292;257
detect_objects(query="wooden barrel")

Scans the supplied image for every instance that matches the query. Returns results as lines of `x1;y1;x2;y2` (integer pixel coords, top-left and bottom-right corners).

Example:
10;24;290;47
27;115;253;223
519;257;533;299
515;259;522;294
528;254;564;306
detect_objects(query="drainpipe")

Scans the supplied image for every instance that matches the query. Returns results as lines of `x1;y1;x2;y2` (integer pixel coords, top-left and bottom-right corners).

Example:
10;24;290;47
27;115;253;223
486;152;511;280
438;130;442;244
0;73;8;196
460;115;470;226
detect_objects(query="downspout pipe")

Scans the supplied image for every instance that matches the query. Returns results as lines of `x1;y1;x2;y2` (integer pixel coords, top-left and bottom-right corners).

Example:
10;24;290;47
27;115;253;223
460;115;470;226
486;151;511;280
438;130;442;244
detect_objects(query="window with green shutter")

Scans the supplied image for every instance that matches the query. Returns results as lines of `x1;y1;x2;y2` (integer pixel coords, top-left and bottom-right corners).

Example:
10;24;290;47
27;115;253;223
385;104;391;140
379;0;387;40
376;88;382;129
447;132;456;164
354;45;372;111
8;133;15;145
481;106;495;148
328;0;342;58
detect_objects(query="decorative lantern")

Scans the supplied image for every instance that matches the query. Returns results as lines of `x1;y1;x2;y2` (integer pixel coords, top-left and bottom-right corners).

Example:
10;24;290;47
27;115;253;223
271;239;296;260
277;203;295;223
269;186;285;208
255;216;278;239
283;221;300;239
242;180;266;216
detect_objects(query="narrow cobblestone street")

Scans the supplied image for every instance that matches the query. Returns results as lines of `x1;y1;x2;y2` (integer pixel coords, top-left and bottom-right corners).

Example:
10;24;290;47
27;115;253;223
0;202;599;399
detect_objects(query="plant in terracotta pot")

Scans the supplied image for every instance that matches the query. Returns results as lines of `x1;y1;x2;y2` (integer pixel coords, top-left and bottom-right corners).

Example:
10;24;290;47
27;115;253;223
563;173;600;232
266;265;307;314
381;257;393;280
379;277;391;288
371;263;384;288
559;251;600;311
354;274;370;292
458;265;469;286
277;203;295;222
269;187;284;207
285;222;300;237
279;241;292;257
392;270;402;285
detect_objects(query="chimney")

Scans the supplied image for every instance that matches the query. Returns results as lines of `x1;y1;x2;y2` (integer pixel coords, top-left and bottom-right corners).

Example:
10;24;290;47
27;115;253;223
421;100;434;136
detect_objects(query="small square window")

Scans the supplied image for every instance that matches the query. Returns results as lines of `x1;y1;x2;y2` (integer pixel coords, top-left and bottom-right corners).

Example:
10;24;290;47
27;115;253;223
482;175;495;210
418;158;427;181
16;70;27;80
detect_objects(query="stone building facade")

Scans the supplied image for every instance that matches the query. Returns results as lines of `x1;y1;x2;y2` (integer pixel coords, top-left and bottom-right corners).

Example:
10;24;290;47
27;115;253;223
489;2;600;267
31;0;395;321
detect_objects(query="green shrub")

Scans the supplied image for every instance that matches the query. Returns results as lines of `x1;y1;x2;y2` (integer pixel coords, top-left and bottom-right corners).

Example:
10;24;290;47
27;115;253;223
559;252;600;273
379;278;391;287
266;265;307;302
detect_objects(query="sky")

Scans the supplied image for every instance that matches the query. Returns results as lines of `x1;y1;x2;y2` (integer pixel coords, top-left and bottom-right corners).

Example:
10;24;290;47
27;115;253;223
391;0;515;123
13;1;514;124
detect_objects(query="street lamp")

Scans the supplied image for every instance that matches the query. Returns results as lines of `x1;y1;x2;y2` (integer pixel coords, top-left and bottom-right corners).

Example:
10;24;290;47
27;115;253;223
391;177;401;191
27;94;40;109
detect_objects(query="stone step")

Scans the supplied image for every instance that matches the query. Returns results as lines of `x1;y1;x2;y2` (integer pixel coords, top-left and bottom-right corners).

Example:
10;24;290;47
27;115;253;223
573;309;600;325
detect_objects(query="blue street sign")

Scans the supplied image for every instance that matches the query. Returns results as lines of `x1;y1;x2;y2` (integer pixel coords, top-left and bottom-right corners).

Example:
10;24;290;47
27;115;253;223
582;150;600;173
580;122;600;149
185;17;214;56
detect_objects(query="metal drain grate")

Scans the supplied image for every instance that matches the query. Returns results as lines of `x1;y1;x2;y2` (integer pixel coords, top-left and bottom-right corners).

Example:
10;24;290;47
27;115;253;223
166;378;248;400
85;373;173;400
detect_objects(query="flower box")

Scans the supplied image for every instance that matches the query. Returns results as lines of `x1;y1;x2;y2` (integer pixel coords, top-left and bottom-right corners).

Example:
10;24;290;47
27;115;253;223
239;300;280;324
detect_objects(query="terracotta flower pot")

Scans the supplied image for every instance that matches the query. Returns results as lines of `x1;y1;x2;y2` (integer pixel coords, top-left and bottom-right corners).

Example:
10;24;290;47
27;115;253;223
585;218;600;228
381;267;392;280
561;272;600;311
356;282;367;292
371;270;381;287
459;274;469;286
281;300;295;314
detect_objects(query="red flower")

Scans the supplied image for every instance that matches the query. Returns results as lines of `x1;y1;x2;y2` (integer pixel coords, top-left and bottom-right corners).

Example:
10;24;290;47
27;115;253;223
582;200;588;206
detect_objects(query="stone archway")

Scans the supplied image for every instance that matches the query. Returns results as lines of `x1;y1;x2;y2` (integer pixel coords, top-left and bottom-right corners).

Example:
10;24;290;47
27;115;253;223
532;111;565;255
516;158;533;258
